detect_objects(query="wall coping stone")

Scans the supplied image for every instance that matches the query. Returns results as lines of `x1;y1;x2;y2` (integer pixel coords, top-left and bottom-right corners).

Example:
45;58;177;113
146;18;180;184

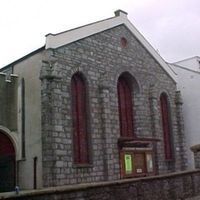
191;144;200;152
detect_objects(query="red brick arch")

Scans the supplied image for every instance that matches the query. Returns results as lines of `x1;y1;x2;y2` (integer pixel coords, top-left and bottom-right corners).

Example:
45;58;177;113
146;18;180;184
0;132;15;156
0;131;16;192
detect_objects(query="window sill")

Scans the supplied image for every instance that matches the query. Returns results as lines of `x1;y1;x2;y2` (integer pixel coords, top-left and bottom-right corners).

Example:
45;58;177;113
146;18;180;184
73;163;93;168
165;159;174;162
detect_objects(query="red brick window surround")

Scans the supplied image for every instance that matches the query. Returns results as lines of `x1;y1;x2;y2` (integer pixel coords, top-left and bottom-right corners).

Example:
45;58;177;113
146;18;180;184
71;73;89;164
0;132;15;156
160;93;173;160
117;75;134;138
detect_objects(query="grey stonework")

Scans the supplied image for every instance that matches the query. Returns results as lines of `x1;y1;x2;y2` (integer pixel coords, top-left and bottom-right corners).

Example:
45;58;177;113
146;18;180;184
2;170;200;200
175;91;188;170
40;25;187;187
194;151;200;169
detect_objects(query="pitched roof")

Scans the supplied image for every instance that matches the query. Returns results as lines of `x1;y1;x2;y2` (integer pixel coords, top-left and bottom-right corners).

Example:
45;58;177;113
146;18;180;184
45;10;177;82
174;56;200;64
0;46;45;72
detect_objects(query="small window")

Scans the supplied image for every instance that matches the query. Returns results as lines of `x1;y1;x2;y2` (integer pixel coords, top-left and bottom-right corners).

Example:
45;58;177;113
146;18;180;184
121;37;128;48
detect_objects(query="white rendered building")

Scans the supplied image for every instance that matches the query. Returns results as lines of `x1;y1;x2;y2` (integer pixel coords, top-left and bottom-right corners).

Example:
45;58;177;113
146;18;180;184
170;56;200;169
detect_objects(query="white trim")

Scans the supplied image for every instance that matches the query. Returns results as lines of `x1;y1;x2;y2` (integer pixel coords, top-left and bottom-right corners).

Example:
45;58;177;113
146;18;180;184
45;11;177;82
10;74;18;77
124;19;177;82
45;16;123;49
0;72;6;76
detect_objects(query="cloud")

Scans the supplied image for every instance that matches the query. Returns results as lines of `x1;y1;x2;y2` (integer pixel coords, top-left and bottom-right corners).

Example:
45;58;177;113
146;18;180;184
0;0;199;67
127;0;200;62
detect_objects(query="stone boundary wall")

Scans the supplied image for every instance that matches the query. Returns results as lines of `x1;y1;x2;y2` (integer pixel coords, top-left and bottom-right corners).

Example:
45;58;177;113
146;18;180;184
1;170;200;200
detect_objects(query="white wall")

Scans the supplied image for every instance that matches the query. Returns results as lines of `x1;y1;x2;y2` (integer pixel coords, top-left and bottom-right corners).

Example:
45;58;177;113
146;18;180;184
14;51;43;189
171;61;200;169
175;57;200;72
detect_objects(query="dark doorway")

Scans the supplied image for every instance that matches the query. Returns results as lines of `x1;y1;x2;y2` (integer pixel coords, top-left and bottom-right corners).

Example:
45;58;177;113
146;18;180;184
0;132;16;192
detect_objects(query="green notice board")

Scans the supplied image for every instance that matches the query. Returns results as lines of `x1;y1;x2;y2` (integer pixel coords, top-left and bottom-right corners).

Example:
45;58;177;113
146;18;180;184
124;154;133;174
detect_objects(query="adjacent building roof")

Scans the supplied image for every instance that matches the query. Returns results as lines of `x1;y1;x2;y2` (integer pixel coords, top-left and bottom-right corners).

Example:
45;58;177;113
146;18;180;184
0;46;45;72
174;56;200;64
171;56;200;73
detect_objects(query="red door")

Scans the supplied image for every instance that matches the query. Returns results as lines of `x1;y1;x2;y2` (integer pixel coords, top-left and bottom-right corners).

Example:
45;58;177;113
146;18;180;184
0;132;16;192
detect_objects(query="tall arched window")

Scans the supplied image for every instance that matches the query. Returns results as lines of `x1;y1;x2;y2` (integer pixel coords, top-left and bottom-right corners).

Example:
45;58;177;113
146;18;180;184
117;74;134;138
71;73;89;164
160;93;173;160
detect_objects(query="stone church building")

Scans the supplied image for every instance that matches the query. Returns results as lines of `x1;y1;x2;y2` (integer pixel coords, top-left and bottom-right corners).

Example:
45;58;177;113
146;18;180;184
0;10;187;192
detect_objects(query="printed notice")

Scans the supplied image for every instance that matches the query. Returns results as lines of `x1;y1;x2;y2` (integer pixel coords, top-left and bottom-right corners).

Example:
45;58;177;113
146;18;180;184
136;168;142;173
124;154;132;174
146;153;153;173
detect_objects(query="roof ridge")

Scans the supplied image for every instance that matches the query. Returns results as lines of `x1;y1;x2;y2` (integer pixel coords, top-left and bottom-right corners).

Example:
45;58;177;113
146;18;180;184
174;56;200;64
170;63;200;75
46;16;116;37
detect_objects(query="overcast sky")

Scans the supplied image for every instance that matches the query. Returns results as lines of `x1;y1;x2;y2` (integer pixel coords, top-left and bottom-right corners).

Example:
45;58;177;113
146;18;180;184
0;0;199;68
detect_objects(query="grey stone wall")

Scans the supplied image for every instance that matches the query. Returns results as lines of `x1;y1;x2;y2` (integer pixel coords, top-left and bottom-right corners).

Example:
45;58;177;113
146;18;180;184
194;152;200;169
2;170;200;200
40;25;187;186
